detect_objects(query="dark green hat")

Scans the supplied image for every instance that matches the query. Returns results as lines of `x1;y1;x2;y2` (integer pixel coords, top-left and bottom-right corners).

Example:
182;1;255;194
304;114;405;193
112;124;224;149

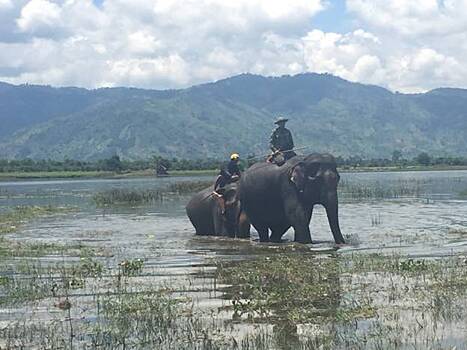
274;117;288;124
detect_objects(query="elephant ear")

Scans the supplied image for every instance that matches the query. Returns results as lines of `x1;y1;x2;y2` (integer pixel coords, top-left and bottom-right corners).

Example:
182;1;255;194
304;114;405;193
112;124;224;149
290;163;306;193
223;188;238;206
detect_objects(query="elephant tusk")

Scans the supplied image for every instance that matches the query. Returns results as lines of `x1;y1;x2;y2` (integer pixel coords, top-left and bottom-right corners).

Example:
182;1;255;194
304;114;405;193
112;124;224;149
308;176;317;181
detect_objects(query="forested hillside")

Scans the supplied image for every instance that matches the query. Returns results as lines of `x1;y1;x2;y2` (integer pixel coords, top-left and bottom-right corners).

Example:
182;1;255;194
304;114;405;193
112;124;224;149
1;73;466;160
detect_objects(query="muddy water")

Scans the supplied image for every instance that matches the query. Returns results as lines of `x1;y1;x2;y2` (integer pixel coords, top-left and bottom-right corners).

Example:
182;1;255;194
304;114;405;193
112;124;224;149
2;170;466;257
1;170;467;348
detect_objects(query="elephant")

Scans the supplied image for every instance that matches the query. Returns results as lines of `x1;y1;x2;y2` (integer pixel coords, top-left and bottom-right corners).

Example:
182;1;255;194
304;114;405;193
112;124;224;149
186;182;250;238
239;153;345;244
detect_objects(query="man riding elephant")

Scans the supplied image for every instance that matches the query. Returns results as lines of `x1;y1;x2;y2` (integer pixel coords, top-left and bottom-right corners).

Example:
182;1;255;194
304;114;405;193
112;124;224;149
239;153;345;245
213;153;241;195
269;117;296;164
213;153;242;214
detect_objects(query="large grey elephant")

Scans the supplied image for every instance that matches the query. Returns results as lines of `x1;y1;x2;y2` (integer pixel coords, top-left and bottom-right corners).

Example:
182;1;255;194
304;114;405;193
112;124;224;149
186;182;250;238
239;153;345;244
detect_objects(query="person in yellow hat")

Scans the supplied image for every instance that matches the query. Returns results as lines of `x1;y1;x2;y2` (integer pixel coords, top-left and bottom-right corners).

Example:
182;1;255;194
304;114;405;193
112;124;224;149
213;153;241;196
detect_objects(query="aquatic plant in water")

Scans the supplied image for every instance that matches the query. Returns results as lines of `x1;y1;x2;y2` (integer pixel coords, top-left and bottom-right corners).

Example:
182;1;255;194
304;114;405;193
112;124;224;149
1;233;467;349
0;205;71;233
339;179;423;200
92;180;213;207
166;180;213;194
92;188;163;206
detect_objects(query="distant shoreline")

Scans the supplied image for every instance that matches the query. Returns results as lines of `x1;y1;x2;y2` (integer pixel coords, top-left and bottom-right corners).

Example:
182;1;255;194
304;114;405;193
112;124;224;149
339;165;467;173
1;165;467;182
0;169;218;181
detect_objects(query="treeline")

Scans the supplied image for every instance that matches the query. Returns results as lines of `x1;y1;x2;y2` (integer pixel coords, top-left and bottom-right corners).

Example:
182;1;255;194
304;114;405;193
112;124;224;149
335;152;467;168
1;152;467;173
0;156;221;173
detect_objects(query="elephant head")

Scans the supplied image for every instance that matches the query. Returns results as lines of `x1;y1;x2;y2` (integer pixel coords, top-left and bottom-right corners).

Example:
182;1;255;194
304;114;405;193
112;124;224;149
288;153;345;244
216;184;250;238
289;154;340;201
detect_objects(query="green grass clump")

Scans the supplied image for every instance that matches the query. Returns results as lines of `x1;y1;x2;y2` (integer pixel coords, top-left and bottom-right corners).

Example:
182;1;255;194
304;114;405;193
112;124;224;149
339;180;422;200
92;188;163;206
166;180;213;194
217;254;374;323
98;290;179;346
92;181;213;207
118;258;144;276
0;205;71;234
168;169;218;176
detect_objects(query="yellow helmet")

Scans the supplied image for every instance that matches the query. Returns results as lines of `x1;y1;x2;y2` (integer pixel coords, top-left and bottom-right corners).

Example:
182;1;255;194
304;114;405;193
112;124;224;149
230;153;240;160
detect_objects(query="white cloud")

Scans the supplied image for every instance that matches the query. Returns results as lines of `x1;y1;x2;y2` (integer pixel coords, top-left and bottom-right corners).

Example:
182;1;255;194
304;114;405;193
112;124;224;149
1;0;327;88
17;0;62;33
127;31;162;55
108;55;190;87
1;0;467;92
353;55;383;82
347;0;467;37
149;0;324;26
300;25;467;92
385;48;467;92
343;0;467;91
302;29;384;84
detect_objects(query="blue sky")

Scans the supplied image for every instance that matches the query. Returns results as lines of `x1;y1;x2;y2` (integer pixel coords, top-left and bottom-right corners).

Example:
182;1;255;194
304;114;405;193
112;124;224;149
0;0;466;92
313;0;352;33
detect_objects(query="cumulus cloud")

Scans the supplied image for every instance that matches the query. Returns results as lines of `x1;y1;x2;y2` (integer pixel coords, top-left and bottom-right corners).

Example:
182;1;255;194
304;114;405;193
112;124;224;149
0;0;467;92
347;0;467;37
301;29;385;85
0;0;327;88
108;55;190;87
17;0;62;34
344;0;467;91
300;24;467;92
386;48;467;92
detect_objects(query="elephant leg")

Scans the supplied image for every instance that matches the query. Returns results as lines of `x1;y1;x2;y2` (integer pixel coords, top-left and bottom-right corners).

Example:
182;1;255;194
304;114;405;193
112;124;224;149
225;222;236;238
251;221;269;242
270;223;289;243
236;211;250;239
292;220;312;244
284;198;312;244
324;194;345;244
194;220;215;236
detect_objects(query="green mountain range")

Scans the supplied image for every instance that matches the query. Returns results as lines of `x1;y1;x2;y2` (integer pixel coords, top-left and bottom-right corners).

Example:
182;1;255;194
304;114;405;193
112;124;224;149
1;73;466;160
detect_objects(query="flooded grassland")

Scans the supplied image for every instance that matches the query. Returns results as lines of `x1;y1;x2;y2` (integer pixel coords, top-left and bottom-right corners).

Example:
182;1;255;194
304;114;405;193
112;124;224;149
0;171;466;349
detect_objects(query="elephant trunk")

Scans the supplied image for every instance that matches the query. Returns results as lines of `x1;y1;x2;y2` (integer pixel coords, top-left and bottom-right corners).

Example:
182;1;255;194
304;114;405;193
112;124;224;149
324;191;345;245
223;200;248;238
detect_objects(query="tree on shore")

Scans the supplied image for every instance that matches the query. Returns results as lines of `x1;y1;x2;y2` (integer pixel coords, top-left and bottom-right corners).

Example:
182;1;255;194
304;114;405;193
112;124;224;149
392;150;402;164
415;152;431;166
104;155;123;172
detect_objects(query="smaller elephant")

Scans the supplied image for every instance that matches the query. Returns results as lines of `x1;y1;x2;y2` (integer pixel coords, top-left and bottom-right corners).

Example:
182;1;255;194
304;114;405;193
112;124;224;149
186;182;250;238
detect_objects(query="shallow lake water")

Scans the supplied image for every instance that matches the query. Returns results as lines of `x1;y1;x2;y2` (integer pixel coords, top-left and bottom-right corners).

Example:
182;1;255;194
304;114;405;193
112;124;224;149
2;170;467;257
1;170;467;349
